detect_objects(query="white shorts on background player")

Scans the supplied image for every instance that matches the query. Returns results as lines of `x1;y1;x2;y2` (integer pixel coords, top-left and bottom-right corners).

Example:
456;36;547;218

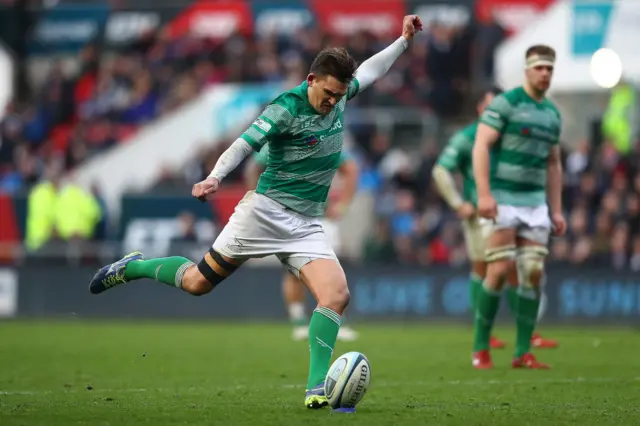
461;216;484;261
213;191;338;276
478;204;551;245
321;219;341;254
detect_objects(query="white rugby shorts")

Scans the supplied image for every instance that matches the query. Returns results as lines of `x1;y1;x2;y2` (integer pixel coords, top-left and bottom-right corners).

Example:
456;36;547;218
321;219;341;255
479;204;551;245
461;215;484;261
213;191;338;276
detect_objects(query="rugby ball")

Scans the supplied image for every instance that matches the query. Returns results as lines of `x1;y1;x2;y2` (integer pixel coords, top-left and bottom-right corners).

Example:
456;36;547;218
324;351;371;409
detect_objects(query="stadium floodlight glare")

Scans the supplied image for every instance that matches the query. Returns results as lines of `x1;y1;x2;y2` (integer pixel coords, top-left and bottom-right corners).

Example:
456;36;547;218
589;48;623;89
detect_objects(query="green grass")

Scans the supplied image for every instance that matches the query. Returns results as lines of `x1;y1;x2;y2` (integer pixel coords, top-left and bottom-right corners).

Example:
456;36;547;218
0;321;638;425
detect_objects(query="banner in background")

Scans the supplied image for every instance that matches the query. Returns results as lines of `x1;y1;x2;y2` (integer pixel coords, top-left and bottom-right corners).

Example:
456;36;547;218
103;7;181;46
251;0;315;36
309;0;407;37
475;0;555;35
14;263;640;323
119;194;217;259
0;269;17;318
29;5;110;54
167;0;253;39
26;1;482;54
409;0;474;30
570;1;614;56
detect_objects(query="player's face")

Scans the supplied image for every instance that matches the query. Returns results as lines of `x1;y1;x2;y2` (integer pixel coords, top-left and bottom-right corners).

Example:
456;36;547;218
477;92;495;116
307;74;349;115
526;64;553;93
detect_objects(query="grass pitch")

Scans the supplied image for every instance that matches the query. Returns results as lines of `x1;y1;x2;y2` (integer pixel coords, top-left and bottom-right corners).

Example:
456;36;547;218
0;321;638;425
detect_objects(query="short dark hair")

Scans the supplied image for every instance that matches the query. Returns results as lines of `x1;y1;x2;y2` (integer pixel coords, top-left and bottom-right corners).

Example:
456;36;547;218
477;86;503;104
525;44;556;60
309;47;358;84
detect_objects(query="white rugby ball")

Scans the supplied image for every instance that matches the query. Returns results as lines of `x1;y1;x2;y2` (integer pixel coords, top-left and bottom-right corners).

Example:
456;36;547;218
324;351;371;409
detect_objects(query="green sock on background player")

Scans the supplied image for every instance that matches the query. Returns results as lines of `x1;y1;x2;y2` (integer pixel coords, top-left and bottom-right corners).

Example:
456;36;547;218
289;302;308;327
307;306;341;389
508;286;540;357
124;257;195;288
473;282;501;352
469;273;483;311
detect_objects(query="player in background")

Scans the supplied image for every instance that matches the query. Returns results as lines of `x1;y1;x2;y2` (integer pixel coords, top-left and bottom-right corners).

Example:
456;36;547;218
472;45;566;369
245;145;360;342
432;87;557;351
89;15;423;412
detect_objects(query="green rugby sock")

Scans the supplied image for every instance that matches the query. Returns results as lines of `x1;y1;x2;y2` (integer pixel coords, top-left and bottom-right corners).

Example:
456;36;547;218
124;257;195;288
289;302;308;327
470;274;483;311
473;283;501;352
511;287;540;358
506;285;518;315
307;306;341;389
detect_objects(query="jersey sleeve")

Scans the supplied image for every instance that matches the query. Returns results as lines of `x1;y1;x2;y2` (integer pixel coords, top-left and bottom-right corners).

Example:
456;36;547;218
240;103;293;151
346;78;360;101
436;130;473;172
253;144;269;166
479;94;512;132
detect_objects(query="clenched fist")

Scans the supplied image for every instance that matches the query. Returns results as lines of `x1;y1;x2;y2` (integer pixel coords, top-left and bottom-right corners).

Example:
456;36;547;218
402;15;423;41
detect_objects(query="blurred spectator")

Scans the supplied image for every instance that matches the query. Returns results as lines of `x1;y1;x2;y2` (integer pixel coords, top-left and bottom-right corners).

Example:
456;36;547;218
362;219;397;264
172;211;198;244
474;9;506;85
25;158;102;252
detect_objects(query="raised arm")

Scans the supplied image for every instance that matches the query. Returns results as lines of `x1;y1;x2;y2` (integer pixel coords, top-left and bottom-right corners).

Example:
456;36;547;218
350;15;422;96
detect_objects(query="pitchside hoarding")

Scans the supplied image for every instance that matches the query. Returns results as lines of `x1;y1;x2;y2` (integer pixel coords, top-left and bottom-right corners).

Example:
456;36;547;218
5;264;640;323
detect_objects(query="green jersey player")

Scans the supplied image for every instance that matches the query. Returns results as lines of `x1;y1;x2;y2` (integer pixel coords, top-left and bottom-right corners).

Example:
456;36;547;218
245;145;360;343
472;45;566;370
432;87;557;354
89;15;423;413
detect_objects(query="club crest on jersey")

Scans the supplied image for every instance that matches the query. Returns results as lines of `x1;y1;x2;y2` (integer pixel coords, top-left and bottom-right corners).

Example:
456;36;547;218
521;126;531;136
305;135;319;147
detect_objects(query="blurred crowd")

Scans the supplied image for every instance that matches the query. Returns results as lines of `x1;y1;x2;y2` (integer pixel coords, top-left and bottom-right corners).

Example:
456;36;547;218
0;22;474;195
4;13;640;269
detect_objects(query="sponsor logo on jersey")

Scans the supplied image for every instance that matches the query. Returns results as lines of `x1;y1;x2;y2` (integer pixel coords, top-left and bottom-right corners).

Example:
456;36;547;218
483;110;500;120
254;118;272;133
305;135;319;147
329;119;343;132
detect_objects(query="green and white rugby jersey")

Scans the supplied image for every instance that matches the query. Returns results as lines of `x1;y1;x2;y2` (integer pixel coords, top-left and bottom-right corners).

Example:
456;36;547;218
479;86;561;207
253;143;351;169
436;122;478;205
241;79;360;217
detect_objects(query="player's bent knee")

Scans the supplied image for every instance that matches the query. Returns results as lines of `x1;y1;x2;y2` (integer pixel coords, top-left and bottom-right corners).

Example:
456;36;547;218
319;285;351;313
186;248;241;295
182;267;213;296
